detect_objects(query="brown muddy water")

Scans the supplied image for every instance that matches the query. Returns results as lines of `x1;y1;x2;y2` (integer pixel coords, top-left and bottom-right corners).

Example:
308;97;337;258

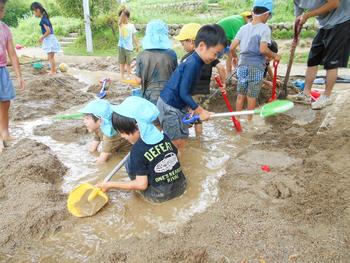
5;69;318;262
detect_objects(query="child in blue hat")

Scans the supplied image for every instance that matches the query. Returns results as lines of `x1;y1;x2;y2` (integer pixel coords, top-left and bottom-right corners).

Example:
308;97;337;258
230;0;280;121
80;99;129;164
96;96;186;203
134;20;178;105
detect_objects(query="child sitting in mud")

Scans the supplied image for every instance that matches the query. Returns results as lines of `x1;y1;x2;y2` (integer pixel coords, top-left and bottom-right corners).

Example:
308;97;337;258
134;20;178;105
118;7;138;80
0;0;25;152
157;24;227;153
80;99;129;164
31;2;60;75
230;0;280;121
96;96;186;203
175;23;226;137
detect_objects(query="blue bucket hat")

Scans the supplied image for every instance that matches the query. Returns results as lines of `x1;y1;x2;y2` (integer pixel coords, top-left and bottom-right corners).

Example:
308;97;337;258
112;96;164;145
142;20;172;50
253;0;273;14
79;99;117;137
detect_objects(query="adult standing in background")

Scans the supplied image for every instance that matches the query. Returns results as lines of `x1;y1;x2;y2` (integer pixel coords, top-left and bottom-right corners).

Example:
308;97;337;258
291;0;350;110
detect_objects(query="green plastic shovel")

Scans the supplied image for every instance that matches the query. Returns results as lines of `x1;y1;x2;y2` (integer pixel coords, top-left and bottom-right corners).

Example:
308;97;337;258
54;113;84;120
183;100;294;125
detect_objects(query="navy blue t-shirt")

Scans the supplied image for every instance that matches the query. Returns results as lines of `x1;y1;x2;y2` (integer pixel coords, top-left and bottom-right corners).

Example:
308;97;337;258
125;135;186;194
40;16;54;35
160;51;204;110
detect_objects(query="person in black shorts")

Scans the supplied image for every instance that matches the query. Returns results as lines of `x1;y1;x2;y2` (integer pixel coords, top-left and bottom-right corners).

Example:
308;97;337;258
291;0;350;109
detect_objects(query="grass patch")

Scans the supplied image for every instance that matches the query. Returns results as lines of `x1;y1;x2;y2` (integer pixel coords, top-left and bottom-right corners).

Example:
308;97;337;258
12;16;82;47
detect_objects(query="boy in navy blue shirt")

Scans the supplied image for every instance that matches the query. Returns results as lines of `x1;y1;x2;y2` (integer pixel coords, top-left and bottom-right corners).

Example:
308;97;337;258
157;24;227;152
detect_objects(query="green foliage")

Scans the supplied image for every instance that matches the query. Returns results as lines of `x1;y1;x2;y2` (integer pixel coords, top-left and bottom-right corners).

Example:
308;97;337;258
273;29;316;40
3;0;29;27
56;0;118;18
12;16;82;46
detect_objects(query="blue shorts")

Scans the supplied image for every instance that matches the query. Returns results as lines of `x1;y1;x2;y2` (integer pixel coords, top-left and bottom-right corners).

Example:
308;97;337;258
157;97;189;141
42;34;60;54
0;67;15;101
236;65;264;99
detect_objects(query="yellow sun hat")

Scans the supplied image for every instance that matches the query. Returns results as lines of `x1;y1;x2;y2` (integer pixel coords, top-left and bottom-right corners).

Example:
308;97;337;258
174;23;201;41
240;11;252;17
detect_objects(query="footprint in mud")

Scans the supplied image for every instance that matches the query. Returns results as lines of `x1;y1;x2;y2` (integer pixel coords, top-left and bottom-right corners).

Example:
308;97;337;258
264;182;292;199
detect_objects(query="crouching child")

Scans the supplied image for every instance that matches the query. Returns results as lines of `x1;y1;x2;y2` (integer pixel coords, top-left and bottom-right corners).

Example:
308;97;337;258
96;96;186;203
80;99;129;164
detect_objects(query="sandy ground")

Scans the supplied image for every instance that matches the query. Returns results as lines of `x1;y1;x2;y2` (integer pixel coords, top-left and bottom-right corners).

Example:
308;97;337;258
1;51;349;262
90;88;350;262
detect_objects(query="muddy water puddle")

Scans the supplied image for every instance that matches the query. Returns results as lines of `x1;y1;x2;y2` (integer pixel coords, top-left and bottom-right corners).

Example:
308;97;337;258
6;68;319;261
8;112;270;262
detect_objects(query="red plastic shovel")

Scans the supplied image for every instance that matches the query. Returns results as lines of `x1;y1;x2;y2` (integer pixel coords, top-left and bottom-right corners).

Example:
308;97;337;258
214;75;242;132
269;60;279;102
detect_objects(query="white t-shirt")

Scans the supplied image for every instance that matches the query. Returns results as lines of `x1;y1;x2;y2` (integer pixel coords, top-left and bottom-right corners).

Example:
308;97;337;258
118;23;137;51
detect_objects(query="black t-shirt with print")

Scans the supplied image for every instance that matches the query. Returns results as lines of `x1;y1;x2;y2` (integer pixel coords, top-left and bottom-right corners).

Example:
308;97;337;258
181;50;220;95
125;135;186;202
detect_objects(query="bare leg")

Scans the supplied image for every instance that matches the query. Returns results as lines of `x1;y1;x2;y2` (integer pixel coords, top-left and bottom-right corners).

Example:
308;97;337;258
236;94;245;111
0;101;11;140
303;66;318;96
48;53;56;74
120;64;125;79
194;123;203;137
247;97;256;122
325;68;338;97
126;64;131;78
172;138;186;158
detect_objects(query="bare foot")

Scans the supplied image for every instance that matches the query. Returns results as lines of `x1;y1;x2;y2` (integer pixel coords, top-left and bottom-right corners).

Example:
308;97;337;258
0;141;4;153
49;72;56;75
3;135;15;141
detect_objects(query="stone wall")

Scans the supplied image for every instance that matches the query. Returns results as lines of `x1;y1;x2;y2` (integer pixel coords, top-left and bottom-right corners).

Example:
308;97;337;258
135;22;319;37
142;1;204;12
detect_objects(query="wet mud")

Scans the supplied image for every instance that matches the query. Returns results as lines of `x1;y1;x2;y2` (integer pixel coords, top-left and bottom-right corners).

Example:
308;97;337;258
0;139;68;258
10;69;93;121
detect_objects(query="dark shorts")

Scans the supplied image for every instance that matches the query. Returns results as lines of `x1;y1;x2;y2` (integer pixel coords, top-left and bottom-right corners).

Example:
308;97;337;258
308;19;350;70
118;47;132;64
143;88;161;105
141;178;187;203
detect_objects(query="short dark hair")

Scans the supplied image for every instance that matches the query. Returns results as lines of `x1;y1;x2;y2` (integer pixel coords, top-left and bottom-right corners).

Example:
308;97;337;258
84;113;99;122
0;0;8;4
111;112;138;134
195;24;227;48
253;6;269;15
268;40;278;53
118;8;130;18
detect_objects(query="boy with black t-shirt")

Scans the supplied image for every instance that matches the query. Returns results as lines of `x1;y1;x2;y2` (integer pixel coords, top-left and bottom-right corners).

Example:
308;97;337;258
96;96;186;203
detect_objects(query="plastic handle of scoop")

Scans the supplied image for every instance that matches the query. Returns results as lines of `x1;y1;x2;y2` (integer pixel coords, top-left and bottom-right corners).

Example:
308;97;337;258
103;152;130;183
210;110;256;118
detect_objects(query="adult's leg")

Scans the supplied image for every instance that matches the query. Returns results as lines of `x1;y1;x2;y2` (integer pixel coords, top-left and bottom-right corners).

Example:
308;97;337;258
0;101;11;140
325;68;338;97
303;66;318;96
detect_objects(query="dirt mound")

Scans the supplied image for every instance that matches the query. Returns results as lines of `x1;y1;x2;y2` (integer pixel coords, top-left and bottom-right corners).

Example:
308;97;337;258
33;120;89;143
86;81;132;104
73;57;120;72
0;139;68;255
10;74;93;121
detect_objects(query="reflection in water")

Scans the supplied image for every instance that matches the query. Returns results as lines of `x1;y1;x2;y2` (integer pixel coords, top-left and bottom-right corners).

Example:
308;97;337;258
9;97;273;262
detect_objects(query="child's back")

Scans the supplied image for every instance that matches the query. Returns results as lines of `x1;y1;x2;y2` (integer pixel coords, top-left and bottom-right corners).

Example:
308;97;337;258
235;22;271;70
136;49;177;104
